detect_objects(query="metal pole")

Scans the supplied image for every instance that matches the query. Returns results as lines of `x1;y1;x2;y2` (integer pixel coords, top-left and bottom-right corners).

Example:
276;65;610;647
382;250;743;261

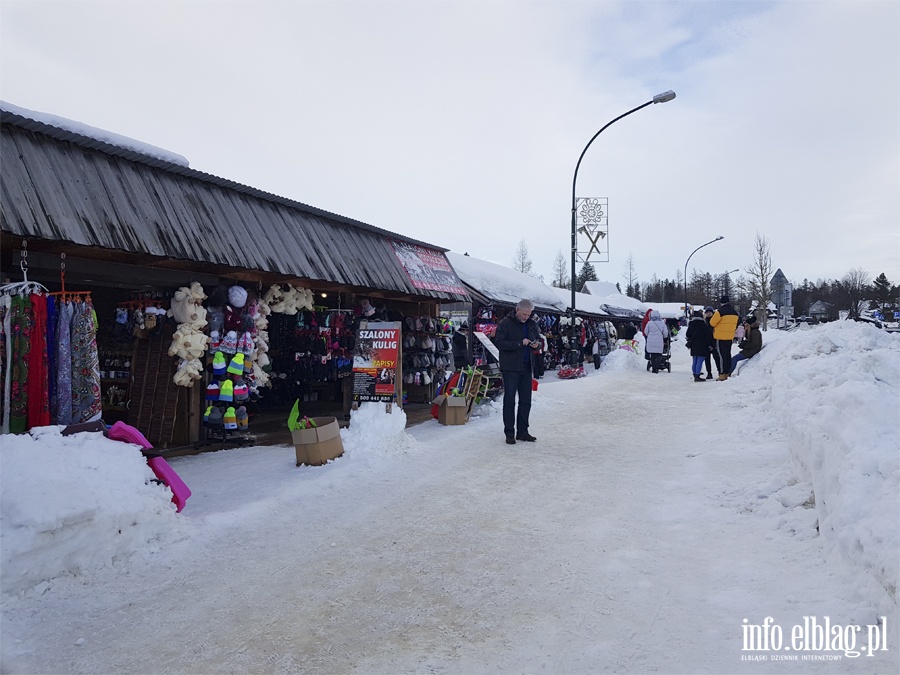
570;90;676;360
683;236;724;320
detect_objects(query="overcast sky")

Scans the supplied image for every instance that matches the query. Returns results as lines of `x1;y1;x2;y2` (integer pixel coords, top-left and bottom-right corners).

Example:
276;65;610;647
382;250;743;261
2;0;898;288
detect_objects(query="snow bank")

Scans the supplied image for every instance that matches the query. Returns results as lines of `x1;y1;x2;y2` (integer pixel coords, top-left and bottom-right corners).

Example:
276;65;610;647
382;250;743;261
731;322;900;604
0;428;186;594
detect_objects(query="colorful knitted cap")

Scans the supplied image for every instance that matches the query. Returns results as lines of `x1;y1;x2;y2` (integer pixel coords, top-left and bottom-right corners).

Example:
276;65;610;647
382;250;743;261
227;353;245;375
205;382;220;401
212;351;227;376
223;407;237;430
207;406;224;427
236;406;249;430
219;379;234;402
233;378;249;402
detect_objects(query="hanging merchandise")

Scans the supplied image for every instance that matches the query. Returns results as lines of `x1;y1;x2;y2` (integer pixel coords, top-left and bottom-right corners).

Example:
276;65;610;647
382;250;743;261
200;284;263;444
166;282;210;387
263;283;315;315
1;245;101;433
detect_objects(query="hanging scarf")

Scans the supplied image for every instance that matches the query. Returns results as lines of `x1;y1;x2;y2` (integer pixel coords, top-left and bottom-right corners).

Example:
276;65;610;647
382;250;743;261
8;294;31;433
26;294;50;428
0;295;9;434
70;300;102;423
46;296;57;424
56;301;73;426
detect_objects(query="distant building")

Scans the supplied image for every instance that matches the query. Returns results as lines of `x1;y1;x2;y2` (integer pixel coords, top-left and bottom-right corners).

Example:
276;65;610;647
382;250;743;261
809;300;832;320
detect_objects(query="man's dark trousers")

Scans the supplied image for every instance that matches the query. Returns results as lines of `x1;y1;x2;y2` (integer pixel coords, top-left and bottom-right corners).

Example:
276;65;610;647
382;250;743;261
502;368;533;438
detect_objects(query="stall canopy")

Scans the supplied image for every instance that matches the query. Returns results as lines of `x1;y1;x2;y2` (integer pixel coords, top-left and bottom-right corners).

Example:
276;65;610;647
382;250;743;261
0;101;468;302
445;252;567;314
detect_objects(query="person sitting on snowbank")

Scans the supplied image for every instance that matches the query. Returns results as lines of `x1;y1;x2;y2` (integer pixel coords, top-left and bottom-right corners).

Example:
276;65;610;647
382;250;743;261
729;314;763;376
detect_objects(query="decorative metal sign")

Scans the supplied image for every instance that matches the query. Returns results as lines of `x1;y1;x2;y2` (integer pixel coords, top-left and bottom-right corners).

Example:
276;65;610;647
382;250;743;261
575;197;608;264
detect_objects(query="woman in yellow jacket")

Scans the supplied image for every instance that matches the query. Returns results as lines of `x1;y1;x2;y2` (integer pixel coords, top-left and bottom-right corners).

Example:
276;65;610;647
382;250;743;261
709;295;740;379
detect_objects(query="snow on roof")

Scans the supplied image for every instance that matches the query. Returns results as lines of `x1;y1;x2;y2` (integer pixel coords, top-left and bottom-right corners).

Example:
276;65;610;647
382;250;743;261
582;280;622;297
645;302;686;320
0;100;190;168
445;252;566;313
581;280;646;312
550;287;613;316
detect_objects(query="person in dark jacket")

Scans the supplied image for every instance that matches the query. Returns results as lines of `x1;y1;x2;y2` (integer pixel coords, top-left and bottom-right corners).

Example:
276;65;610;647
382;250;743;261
730;314;763;375
685;310;714;382
452;323;471;369
493;299;541;445
709;295;740;380
703;306;721;379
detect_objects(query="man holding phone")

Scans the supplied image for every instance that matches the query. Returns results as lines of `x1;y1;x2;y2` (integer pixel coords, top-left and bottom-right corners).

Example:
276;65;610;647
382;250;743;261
493;298;541;445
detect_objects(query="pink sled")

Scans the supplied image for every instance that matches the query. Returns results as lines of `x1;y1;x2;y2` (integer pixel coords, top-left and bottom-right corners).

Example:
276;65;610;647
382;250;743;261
107;421;191;513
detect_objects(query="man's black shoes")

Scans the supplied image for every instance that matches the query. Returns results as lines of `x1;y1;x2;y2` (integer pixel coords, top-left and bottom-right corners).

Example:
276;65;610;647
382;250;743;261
515;433;537;442
505;436;516;445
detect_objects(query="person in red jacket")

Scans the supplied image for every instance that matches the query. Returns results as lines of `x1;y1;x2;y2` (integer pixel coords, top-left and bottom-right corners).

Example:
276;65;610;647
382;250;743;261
709;295;740;380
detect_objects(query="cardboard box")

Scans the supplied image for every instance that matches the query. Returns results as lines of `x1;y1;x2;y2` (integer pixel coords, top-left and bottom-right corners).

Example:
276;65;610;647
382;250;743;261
432;395;467;426
292;417;345;466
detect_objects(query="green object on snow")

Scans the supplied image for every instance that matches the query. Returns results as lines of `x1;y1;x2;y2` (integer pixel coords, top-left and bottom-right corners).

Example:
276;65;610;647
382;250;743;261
287;399;301;431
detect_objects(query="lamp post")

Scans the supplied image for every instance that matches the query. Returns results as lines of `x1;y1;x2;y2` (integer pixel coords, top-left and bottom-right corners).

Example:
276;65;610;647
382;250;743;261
569;90;676;359
683;236;724;319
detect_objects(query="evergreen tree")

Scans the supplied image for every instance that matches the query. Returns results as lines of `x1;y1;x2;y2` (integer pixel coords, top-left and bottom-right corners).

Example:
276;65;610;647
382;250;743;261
873;273;893;313
575;262;598;292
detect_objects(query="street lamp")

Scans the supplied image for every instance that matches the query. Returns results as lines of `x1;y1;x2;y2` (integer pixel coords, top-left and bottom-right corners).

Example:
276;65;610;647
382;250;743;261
716;268;739;298
683;236;724;319
569;90;676;358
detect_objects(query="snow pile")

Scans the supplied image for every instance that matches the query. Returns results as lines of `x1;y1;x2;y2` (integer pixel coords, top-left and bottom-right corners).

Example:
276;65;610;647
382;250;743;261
342;402;419;462
727;321;900;604
0;428;186;594
599;339;647;373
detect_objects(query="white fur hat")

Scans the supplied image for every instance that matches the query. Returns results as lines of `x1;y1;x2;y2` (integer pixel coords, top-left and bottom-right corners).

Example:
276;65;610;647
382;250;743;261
228;285;248;308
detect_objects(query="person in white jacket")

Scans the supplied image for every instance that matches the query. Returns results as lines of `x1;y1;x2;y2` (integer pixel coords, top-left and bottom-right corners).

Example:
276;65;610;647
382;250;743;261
642;309;669;373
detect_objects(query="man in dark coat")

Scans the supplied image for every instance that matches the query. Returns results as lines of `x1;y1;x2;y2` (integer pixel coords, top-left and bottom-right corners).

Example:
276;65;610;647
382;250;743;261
493;299;541;445
452;323;471;369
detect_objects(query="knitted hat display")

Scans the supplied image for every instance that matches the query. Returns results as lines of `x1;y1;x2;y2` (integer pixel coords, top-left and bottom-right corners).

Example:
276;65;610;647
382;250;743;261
205;381;220;401
237;331;254;355
219;379;234;402
228;285;248;309
221;331;239;354
233;378;249;402
243;356;254;374
228;353;245;375
223;406;238;430
236;406;249;430
203;405;212;425
212;351;227;376
207;406;224;427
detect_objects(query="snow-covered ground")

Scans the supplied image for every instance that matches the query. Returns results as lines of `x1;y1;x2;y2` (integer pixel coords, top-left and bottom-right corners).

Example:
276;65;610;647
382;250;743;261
1;321;898;674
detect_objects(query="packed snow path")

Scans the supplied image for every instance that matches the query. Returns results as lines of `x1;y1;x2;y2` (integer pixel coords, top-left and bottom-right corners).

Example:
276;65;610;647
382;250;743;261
3;343;896;674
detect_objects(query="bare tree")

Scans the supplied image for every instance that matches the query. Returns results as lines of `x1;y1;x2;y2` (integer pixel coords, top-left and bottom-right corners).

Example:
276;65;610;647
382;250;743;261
742;233;774;330
841;267;871;319
512;239;535;277
550;249;569;288
623;253;639;294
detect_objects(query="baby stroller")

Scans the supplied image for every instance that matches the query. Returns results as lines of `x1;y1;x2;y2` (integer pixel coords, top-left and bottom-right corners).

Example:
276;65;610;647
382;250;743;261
646;336;672;373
